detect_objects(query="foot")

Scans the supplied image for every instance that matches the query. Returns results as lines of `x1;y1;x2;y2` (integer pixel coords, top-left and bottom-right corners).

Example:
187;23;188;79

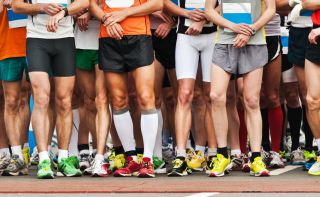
114;156;140;177
187;151;206;172
37;159;54;179
209;154;231;177
230;154;244;171
92;159;111;177
79;150;91;171
0;153;10;175
250;156;269;177
138;157;155;178
2;155;28;176
242;154;251;173
168;157;189;177
57;157;82;177
153;156;166;174
291;148;306;165
205;155;217;175
308;152;320;176
269;151;285;169
22;147;30;167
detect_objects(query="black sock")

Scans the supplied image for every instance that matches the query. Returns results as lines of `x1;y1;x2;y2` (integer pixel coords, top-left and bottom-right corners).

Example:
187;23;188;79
136;148;144;155
287;106;302;151
217;147;228;158
125;150;137;157
261;108;271;152
251;152;261;162
114;146;124;155
78;144;89;152
302;106;314;151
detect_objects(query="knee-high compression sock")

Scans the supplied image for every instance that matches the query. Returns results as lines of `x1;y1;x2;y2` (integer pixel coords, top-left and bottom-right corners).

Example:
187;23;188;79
261;108;271;152
287;106;302;151
238;110;248;154
113;109;136;153
268;106;283;153
302;106;314;151
141;109;158;159
153;109;163;160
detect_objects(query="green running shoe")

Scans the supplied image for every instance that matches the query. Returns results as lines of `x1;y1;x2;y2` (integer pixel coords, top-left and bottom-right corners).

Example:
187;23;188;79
58;157;82;177
37;159;54;179
68;156;80;169
153;156;166;174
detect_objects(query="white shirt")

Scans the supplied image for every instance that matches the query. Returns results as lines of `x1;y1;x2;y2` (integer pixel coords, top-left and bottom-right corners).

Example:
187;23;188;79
74;20;100;50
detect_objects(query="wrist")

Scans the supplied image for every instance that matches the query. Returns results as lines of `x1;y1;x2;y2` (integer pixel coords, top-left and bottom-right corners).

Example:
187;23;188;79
101;13;107;23
62;7;68;17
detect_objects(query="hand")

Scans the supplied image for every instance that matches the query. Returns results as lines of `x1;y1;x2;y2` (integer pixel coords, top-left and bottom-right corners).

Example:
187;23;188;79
40;3;63;16
155;22;173;39
152;11;175;24
47;10;65;32
3;0;12;8
185;20;204;35
106;23;124;40
73;8;88;19
230;23;253;36
77;12;90;31
233;34;250;48
309;28;320;45
103;10;128;26
184;9;206;22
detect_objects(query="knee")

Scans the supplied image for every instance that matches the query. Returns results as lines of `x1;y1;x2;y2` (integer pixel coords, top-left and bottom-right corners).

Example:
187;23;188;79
34;93;50;109
84;95;96;112
244;95;260;110
95;94;108;109
306;94;320;111
111;95;129;111
155;95;162;109
286;92;300;108
55;95;72;112
210;90;226;107
178;88;194;106
266;93;280;108
137;92;155;110
5;95;20;112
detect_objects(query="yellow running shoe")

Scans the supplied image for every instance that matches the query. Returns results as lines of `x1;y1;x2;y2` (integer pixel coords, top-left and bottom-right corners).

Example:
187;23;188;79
187;150;206;171
22;147;30;167
137;154;143;164
308;155;320;176
250;156;269;177
110;153;125;171
209;154;231;177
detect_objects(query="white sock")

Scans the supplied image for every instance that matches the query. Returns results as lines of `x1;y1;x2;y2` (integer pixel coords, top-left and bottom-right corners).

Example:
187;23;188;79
316;138;320;151
176;149;186;158
231;149;241;156
11;145;23;160
186;139;193;150
195;145;206;156
95;154;104;161
153;109;163;160
113;109;136;152
208;148;217;157
58;149;69;162
23;143;29;149
39;151;50;163
141;110;158;159
0;148;10;156
68;109;79;157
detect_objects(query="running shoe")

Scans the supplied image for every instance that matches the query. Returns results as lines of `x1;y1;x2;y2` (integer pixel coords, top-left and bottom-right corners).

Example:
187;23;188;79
230;154;244;171
308;151;320;175
209;154;231;177
57;157;82;177
168;157;189;177
22;147;30;167
269;151;285;169
280;150;287;163
0;153;11;175
187;150;206;172
250;156;269;177
291;148;306;165
113;156;141;177
153;156;166;174
242;154;251;173
79;150;91;171
205;155;217;175
304;150;316;161
2;155;28;176
84;165;94;175
138;157;155;178
137;154;143;164
37;159;54;179
68;156;80;169
30;148;39;166
111;154;126;171
261;149;270;166
186;149;194;160
163;147;174;170
91;159;111;177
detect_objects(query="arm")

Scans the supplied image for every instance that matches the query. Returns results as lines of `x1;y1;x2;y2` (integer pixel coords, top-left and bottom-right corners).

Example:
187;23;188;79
0;0;3;13
302;0;320;10
164;0;205;21
12;0;47;15
251;0;276;31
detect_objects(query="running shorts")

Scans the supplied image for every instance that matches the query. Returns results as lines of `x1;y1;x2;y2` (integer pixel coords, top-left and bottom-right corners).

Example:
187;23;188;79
26;38;76;77
76;49;98;71
175;33;216;82
267;36;281;63
282;67;298;83
0;57;26;81
99;36;154;73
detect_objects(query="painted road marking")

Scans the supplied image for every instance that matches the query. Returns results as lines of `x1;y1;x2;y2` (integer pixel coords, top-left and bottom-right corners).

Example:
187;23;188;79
270;166;301;176
186;192;220;197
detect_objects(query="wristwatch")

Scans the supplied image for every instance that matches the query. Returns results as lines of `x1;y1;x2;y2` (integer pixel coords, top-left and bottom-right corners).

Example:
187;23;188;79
251;26;257;35
63;7;69;17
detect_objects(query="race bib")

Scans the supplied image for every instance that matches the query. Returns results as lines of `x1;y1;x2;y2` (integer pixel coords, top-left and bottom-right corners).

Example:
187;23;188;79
7;8;27;29
281;27;289;54
184;0;213;27
223;3;252;32
37;0;68;7
105;0;134;8
300;10;313;17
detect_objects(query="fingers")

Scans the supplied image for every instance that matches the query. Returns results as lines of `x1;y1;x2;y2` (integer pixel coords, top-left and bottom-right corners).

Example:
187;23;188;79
239;24;252;36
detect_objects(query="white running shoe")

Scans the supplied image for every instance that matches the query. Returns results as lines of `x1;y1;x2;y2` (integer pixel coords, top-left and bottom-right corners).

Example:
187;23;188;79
269;151;285;168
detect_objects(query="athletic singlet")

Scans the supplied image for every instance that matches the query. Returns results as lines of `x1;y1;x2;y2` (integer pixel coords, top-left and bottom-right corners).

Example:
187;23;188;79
100;0;151;38
312;10;320;26
0;8;26;60
291;7;313;28
27;0;74;39
216;0;266;45
265;14;281;36
177;0;217;34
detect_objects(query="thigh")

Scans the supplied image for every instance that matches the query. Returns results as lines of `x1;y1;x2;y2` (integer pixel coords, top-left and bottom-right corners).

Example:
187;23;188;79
263;54;282;96
175;34;199;80
29;72;51;99
305;59;320;98
201;33;216;83
54;76;75;100
243;68;263;99
76;69;95;100
132;63;155;101
52;38;76;77
95;64;107;99
26;38;51;74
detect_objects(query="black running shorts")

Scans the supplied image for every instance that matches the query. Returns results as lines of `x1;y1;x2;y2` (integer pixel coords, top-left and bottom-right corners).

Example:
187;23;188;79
99;36;154;73
306;38;320;65
26;37;76;77
266;36;281;63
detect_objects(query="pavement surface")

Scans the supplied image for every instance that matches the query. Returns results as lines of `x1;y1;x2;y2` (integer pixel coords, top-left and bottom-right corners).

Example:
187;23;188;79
0;165;320;196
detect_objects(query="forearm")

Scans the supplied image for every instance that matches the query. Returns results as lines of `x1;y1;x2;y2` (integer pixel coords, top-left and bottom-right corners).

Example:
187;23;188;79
89;0;104;21
302;0;320;10
126;0;163;17
205;1;234;29
164;0;187;17
12;0;42;14
252;0;276;30
67;0;88;15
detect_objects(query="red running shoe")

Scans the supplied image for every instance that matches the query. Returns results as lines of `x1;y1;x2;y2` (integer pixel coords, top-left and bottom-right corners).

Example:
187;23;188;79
138;157;155;178
114;156;140;177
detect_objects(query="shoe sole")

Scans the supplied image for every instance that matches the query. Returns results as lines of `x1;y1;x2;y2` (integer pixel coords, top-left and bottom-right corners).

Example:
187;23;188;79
167;171;188;177
209;163;233;177
138;173;155;178
57;172;82;177
269;164;285;169
250;171;270;177
92;173;109;177
38;173;55;179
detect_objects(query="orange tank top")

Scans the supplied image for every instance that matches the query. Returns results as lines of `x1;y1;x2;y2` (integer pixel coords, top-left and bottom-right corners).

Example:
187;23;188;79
0;7;26;61
100;0;151;38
